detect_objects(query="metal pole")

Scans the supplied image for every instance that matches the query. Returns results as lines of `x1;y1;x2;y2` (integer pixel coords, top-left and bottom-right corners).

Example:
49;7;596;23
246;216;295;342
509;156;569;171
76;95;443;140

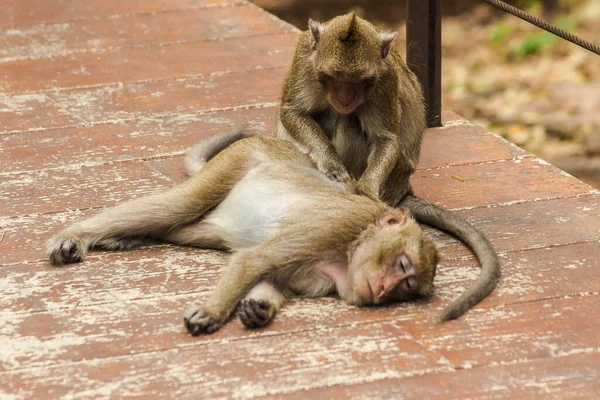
406;0;442;127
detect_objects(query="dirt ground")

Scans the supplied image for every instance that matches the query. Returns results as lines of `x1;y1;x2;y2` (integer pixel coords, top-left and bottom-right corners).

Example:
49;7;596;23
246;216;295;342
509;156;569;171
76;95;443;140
252;0;600;188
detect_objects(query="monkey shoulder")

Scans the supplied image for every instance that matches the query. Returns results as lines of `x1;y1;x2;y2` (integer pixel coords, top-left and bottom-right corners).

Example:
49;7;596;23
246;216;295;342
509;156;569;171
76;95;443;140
295;30;313;50
283;81;328;113
288;34;314;75
273;266;337;299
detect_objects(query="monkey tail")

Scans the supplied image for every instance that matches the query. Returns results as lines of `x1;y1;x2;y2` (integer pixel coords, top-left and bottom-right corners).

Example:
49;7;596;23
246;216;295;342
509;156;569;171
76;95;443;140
184;130;253;176
401;194;500;322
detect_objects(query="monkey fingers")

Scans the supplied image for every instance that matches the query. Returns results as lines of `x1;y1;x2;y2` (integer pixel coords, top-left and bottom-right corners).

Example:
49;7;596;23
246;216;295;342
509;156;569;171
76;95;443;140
318;159;351;182
183;305;224;335
237;299;275;329
354;180;380;201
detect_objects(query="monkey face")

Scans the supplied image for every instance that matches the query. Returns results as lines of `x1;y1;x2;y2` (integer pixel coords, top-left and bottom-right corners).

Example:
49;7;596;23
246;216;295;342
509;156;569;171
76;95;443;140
317;71;376;114
346;208;439;306
309;13;398;114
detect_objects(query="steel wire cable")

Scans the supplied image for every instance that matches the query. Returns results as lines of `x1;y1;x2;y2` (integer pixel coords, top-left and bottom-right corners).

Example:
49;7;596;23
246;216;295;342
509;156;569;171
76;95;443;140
481;0;600;56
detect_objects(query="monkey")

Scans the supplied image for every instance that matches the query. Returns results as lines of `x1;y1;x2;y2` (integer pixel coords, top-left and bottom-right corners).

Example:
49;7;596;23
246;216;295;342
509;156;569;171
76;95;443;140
275;12;424;203
46;136;439;335
270;13;500;321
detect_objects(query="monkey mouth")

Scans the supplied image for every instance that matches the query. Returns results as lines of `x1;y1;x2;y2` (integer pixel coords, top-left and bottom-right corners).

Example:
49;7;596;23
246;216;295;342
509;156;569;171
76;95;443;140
331;95;360;114
333;102;359;114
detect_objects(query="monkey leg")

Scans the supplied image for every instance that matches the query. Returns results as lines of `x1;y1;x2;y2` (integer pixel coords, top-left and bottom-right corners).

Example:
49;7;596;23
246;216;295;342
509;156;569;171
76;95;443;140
237;281;285;329
160;220;229;251
48;235;154;265
47;146;252;266
46;189;198;265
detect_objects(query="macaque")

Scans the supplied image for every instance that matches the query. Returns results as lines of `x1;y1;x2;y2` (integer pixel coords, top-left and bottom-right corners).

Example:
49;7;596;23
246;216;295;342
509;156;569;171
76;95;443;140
273;13;500;320
47;136;439;335
275;12;424;203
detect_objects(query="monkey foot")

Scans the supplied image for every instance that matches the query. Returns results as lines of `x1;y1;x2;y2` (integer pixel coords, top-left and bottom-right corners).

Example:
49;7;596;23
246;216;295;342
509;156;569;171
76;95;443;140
46;236;86;266
237;299;275;329
183;306;223;335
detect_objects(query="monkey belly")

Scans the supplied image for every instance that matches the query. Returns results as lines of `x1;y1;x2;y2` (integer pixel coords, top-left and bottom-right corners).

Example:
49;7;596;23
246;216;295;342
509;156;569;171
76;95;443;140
203;164;348;249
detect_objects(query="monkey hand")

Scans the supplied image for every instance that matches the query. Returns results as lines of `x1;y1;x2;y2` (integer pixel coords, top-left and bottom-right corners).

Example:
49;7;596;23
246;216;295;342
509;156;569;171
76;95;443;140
47;235;86;266
183;305;225;335
316;158;350;182
355;180;380;200
237;299;276;329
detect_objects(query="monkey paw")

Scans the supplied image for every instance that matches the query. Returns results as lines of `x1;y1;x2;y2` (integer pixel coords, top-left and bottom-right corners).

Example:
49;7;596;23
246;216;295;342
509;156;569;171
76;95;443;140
325;166;350;182
355;181;379;199
237;299;276;329
46;236;86;266
183;305;224;335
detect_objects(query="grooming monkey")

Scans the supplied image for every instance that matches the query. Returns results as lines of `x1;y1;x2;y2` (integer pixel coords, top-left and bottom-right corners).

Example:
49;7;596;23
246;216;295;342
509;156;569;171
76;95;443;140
275;12;423;202
47;136;439;335
196;14;501;321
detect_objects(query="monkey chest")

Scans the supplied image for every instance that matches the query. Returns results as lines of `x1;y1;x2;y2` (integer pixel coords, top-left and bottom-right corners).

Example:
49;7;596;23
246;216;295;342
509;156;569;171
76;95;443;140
273;268;337;299
313;111;370;178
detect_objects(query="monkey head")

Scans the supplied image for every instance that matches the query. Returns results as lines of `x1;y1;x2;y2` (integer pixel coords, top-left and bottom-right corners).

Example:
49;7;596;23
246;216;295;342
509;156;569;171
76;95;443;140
343;208;439;306
308;12;398;114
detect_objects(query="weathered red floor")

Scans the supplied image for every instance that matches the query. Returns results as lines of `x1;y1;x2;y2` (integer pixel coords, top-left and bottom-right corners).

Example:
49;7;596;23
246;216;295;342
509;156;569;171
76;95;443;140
1;1;599;398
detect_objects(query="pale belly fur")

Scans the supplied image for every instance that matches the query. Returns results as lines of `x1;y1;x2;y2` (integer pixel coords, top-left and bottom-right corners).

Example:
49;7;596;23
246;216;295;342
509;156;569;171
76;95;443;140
202;163;349;249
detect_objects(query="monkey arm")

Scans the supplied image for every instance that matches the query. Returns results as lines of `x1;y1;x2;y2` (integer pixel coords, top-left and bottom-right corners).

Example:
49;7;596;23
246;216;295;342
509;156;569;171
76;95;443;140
201;249;273;321
184;238;299;335
359;135;400;196
277;108;350;181
184;248;274;335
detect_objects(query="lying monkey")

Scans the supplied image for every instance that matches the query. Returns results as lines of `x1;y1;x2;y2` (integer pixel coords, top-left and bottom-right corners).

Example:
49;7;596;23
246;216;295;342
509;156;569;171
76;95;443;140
47;136;439;335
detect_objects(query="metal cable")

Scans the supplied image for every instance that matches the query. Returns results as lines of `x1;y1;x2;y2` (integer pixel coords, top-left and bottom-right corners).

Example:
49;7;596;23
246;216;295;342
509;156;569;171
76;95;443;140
481;0;600;56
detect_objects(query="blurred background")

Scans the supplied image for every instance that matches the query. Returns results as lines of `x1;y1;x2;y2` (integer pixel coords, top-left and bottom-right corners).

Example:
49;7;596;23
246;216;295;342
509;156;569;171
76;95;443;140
252;0;600;188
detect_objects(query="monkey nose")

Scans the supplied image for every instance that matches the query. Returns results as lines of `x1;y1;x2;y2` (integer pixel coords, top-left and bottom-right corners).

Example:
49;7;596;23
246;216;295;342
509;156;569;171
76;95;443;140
335;85;356;107
377;276;400;300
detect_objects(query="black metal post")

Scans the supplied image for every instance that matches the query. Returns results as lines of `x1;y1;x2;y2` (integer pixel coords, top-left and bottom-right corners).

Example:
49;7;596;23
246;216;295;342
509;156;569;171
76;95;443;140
406;0;442;127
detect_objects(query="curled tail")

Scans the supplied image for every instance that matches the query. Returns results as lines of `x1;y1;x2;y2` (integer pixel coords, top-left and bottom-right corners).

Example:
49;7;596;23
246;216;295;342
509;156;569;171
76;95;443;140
401;194;500;321
185;130;252;176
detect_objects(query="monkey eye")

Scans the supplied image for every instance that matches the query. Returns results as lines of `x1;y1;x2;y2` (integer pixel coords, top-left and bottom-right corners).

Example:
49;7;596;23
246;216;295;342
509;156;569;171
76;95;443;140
396;253;413;273
401;276;420;294
363;76;376;87
317;72;333;84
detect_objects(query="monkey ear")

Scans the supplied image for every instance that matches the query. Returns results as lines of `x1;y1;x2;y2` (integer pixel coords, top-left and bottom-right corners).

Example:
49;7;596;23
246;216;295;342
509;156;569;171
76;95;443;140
376;209;407;228
379;31;398;58
308;19;323;50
